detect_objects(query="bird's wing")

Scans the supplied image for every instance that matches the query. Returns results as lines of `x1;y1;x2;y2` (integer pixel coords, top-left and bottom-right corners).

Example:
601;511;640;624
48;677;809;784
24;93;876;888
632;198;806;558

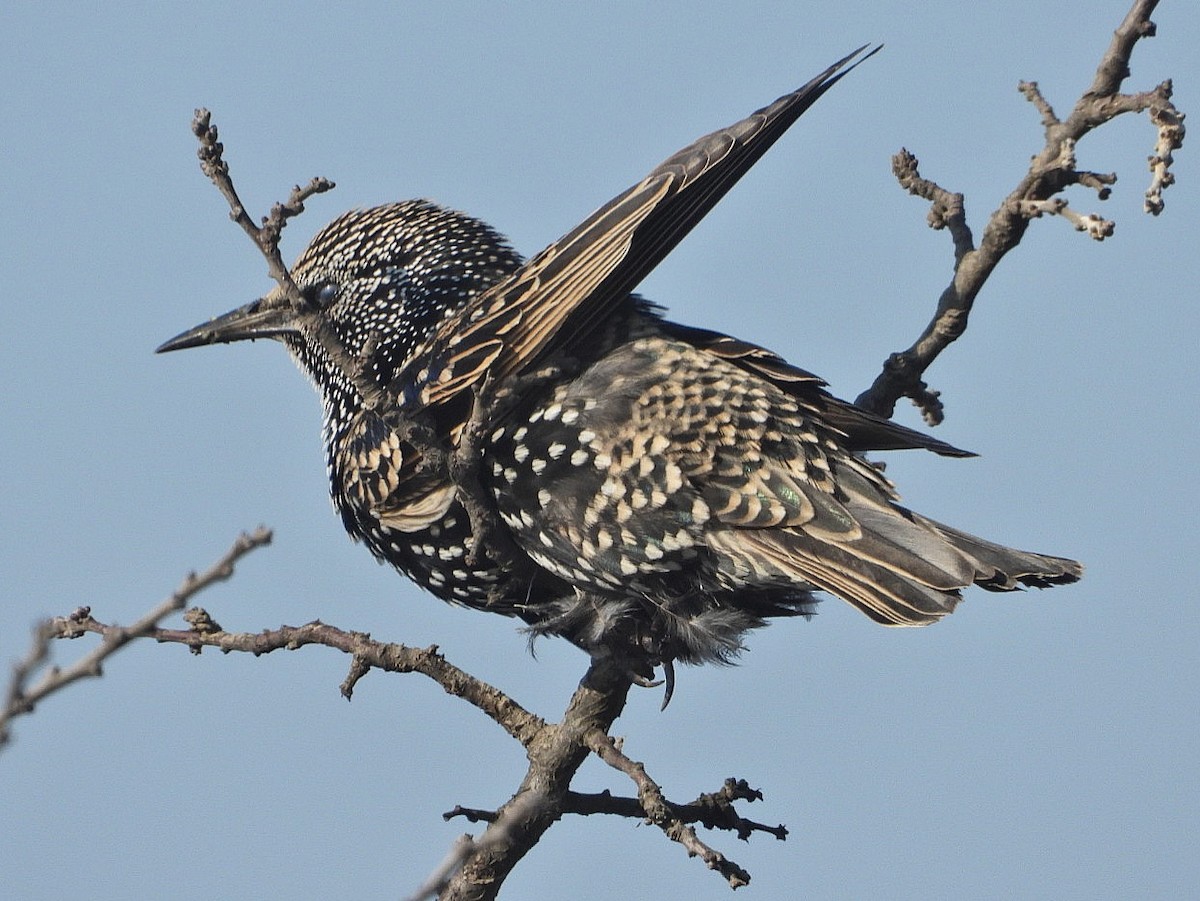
403;46;880;415
332;408;457;532
657;320;975;458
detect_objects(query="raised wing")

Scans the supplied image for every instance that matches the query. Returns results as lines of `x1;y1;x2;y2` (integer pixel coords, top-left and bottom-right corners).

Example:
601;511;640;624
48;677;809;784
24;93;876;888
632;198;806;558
404;45;881;415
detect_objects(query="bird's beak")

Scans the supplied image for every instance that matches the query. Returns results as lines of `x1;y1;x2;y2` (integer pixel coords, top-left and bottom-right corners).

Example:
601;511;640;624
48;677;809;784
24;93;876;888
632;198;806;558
156;296;299;353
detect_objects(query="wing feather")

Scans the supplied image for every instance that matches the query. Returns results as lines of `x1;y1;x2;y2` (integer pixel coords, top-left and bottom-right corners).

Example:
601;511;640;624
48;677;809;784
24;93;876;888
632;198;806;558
407;46;881;413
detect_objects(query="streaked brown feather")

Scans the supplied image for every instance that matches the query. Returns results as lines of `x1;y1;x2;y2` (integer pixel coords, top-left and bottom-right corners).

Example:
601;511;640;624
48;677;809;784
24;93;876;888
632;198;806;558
405;46;880;417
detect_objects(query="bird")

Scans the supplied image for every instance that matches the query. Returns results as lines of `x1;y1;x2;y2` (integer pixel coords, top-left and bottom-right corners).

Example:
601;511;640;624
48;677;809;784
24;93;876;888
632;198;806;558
159;48;1081;696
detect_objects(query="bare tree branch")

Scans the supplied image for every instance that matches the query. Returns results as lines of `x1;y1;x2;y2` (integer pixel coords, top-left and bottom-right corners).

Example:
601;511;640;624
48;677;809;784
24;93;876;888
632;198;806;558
192;110;334;303
0;527;273;748
582;728;754;888
855;0;1184;420
1146;94;1185;213
446;778;787;842
562;779;786;841
11;578;766;894
439;659;637;900
42;611;544;748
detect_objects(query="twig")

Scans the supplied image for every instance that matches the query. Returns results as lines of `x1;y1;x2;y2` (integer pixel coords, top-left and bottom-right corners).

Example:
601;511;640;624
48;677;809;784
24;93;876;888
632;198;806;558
583;728;755;889
45;614;545;748
1017;197;1115;239
891;147;973;261
564;781;786;841
191;110;391;415
443;805;499;824
856;0;1184;420
402;835;477;901
444;779;787;843
1146;94;1185;214
191;110;334;303
0;527;273;748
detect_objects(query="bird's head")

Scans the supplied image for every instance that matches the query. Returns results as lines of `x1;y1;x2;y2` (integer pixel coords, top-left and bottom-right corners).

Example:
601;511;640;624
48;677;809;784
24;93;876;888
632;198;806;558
158;201;523;423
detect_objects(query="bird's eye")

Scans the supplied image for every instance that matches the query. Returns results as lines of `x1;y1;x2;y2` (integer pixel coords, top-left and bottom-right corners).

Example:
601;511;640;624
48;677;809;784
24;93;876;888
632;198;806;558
300;282;338;312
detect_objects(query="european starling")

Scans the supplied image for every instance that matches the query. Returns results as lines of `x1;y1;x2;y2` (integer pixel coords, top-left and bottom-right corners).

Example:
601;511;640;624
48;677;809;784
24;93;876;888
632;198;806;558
159;48;1081;686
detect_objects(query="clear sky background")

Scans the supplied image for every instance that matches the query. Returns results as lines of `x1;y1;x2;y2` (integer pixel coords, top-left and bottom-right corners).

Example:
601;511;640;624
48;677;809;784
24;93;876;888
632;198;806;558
2;3;1196;899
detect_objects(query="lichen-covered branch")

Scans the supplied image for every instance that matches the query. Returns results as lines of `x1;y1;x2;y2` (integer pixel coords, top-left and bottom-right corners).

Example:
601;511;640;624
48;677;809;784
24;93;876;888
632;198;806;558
855;0;1184;421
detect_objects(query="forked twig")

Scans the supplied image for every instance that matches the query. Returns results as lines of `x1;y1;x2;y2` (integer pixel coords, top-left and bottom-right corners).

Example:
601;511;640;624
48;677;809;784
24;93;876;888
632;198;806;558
1;528;273;747
856;0;1184;421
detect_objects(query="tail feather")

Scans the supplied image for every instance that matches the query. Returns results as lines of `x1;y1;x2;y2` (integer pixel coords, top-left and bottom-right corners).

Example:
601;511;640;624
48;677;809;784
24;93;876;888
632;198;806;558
912;514;1084;590
710;528;961;625
707;507;1082;627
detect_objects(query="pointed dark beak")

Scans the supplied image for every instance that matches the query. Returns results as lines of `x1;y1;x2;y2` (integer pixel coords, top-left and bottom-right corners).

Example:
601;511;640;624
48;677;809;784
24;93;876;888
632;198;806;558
156;296;299;353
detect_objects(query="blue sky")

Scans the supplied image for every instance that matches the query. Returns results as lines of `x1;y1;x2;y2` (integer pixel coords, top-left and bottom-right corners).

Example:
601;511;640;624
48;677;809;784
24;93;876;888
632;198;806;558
2;3;1197;899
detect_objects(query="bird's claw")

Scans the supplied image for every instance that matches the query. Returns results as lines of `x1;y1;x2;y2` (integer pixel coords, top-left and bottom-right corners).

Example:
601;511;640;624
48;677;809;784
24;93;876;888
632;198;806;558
630;673;663;689
659;658;676;711
626;658;676;710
